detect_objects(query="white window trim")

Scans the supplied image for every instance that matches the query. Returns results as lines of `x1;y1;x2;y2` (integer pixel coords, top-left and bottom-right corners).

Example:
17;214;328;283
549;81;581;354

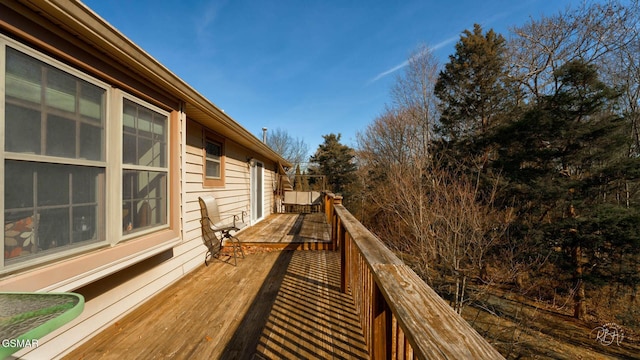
250;159;265;224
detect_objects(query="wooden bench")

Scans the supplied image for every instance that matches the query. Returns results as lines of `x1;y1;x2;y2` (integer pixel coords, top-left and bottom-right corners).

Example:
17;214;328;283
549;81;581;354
282;191;322;213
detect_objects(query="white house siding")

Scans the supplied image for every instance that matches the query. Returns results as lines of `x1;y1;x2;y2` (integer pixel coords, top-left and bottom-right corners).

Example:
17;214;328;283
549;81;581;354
13;113;187;360
0;2;284;358
28;124;280;360
264;166;277;215
183;119;277;249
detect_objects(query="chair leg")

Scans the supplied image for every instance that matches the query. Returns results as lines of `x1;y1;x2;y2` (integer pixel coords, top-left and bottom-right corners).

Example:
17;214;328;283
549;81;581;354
204;247;221;266
231;235;245;259
226;235;244;266
231;242;238;266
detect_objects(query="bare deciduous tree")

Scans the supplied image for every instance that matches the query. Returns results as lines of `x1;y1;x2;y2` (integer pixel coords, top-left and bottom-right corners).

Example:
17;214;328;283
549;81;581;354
508;0;639;104
357;44;511;313
265;127;309;175
391;44;440;154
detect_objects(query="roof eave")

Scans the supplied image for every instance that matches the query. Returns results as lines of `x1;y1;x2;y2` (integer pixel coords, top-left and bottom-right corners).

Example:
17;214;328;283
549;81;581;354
20;0;290;167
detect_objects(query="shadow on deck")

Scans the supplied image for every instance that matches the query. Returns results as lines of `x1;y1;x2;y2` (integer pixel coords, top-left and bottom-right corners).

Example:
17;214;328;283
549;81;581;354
220;250;367;359
65;215;367;359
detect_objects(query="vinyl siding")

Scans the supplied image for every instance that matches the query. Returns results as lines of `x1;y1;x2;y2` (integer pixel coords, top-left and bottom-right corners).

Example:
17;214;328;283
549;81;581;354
1;3;283;358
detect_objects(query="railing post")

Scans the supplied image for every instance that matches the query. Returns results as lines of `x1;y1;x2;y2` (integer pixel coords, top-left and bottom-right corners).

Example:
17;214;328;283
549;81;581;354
324;192;332;224
332;196;342;250
331;196;350;293
325;192;335;225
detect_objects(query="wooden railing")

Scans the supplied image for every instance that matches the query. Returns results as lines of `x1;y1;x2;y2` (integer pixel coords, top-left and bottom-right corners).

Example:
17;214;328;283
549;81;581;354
323;193;504;359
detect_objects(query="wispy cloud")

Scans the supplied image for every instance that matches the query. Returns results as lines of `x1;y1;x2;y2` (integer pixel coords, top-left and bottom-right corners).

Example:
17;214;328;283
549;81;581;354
481;11;511;27
195;1;229;44
367;35;458;84
430;35;461;51
368;61;409;83
366;7;515;85
196;7;215;35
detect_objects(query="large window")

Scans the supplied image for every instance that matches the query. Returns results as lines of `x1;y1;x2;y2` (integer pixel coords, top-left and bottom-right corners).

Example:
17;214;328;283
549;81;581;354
2;39;171;271
3;46;106;266
121;98;168;235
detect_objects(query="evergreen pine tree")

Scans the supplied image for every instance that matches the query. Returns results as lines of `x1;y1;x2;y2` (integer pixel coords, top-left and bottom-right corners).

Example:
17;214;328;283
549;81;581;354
491;60;638;319
434;23;509;141
308;133;357;197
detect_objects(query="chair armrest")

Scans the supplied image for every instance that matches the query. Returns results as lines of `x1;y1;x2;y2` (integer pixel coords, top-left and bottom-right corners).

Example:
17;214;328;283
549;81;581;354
232;211;248;228
209;214;238;231
233;211;248;225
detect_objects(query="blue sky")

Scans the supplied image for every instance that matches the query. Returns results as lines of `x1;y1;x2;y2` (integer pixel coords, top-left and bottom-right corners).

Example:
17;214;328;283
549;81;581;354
83;0;584;156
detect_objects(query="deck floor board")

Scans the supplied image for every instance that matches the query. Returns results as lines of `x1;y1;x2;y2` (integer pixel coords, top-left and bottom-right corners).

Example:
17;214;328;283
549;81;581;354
65;215;367;360
235;213;331;249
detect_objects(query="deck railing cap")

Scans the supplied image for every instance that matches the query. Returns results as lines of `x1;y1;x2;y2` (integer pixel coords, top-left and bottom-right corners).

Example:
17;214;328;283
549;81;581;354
329;197;505;359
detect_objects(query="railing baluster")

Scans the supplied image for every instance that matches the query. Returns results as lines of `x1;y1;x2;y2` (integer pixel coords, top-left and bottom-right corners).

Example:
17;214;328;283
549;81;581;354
398;323;405;359
391;315;398;360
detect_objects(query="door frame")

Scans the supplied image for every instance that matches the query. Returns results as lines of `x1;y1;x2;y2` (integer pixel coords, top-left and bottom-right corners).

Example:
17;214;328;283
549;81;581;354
250;160;264;224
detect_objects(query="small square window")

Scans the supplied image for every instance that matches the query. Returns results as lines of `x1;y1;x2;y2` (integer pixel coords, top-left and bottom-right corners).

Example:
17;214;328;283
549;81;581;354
205;140;222;179
203;134;225;187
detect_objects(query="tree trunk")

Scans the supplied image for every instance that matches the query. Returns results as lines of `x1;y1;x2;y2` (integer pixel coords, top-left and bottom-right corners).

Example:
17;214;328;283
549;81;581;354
454;275;460;313
459;275;467;314
573;245;586;319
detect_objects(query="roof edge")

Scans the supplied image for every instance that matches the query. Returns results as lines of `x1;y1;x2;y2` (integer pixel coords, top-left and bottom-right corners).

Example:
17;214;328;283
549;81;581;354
21;0;290;166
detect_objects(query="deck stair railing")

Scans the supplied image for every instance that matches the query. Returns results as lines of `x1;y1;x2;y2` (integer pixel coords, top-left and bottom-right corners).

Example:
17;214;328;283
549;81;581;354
323;193;505;360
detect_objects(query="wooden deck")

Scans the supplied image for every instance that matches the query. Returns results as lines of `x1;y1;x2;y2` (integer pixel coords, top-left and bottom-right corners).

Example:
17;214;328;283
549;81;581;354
234;213;332;250
65;215;367;359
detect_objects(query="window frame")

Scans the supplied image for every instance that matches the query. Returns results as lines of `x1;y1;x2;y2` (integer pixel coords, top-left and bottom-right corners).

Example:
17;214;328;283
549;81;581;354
0;35;177;275
119;92;171;240
1;38;111;271
202;131;225;187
